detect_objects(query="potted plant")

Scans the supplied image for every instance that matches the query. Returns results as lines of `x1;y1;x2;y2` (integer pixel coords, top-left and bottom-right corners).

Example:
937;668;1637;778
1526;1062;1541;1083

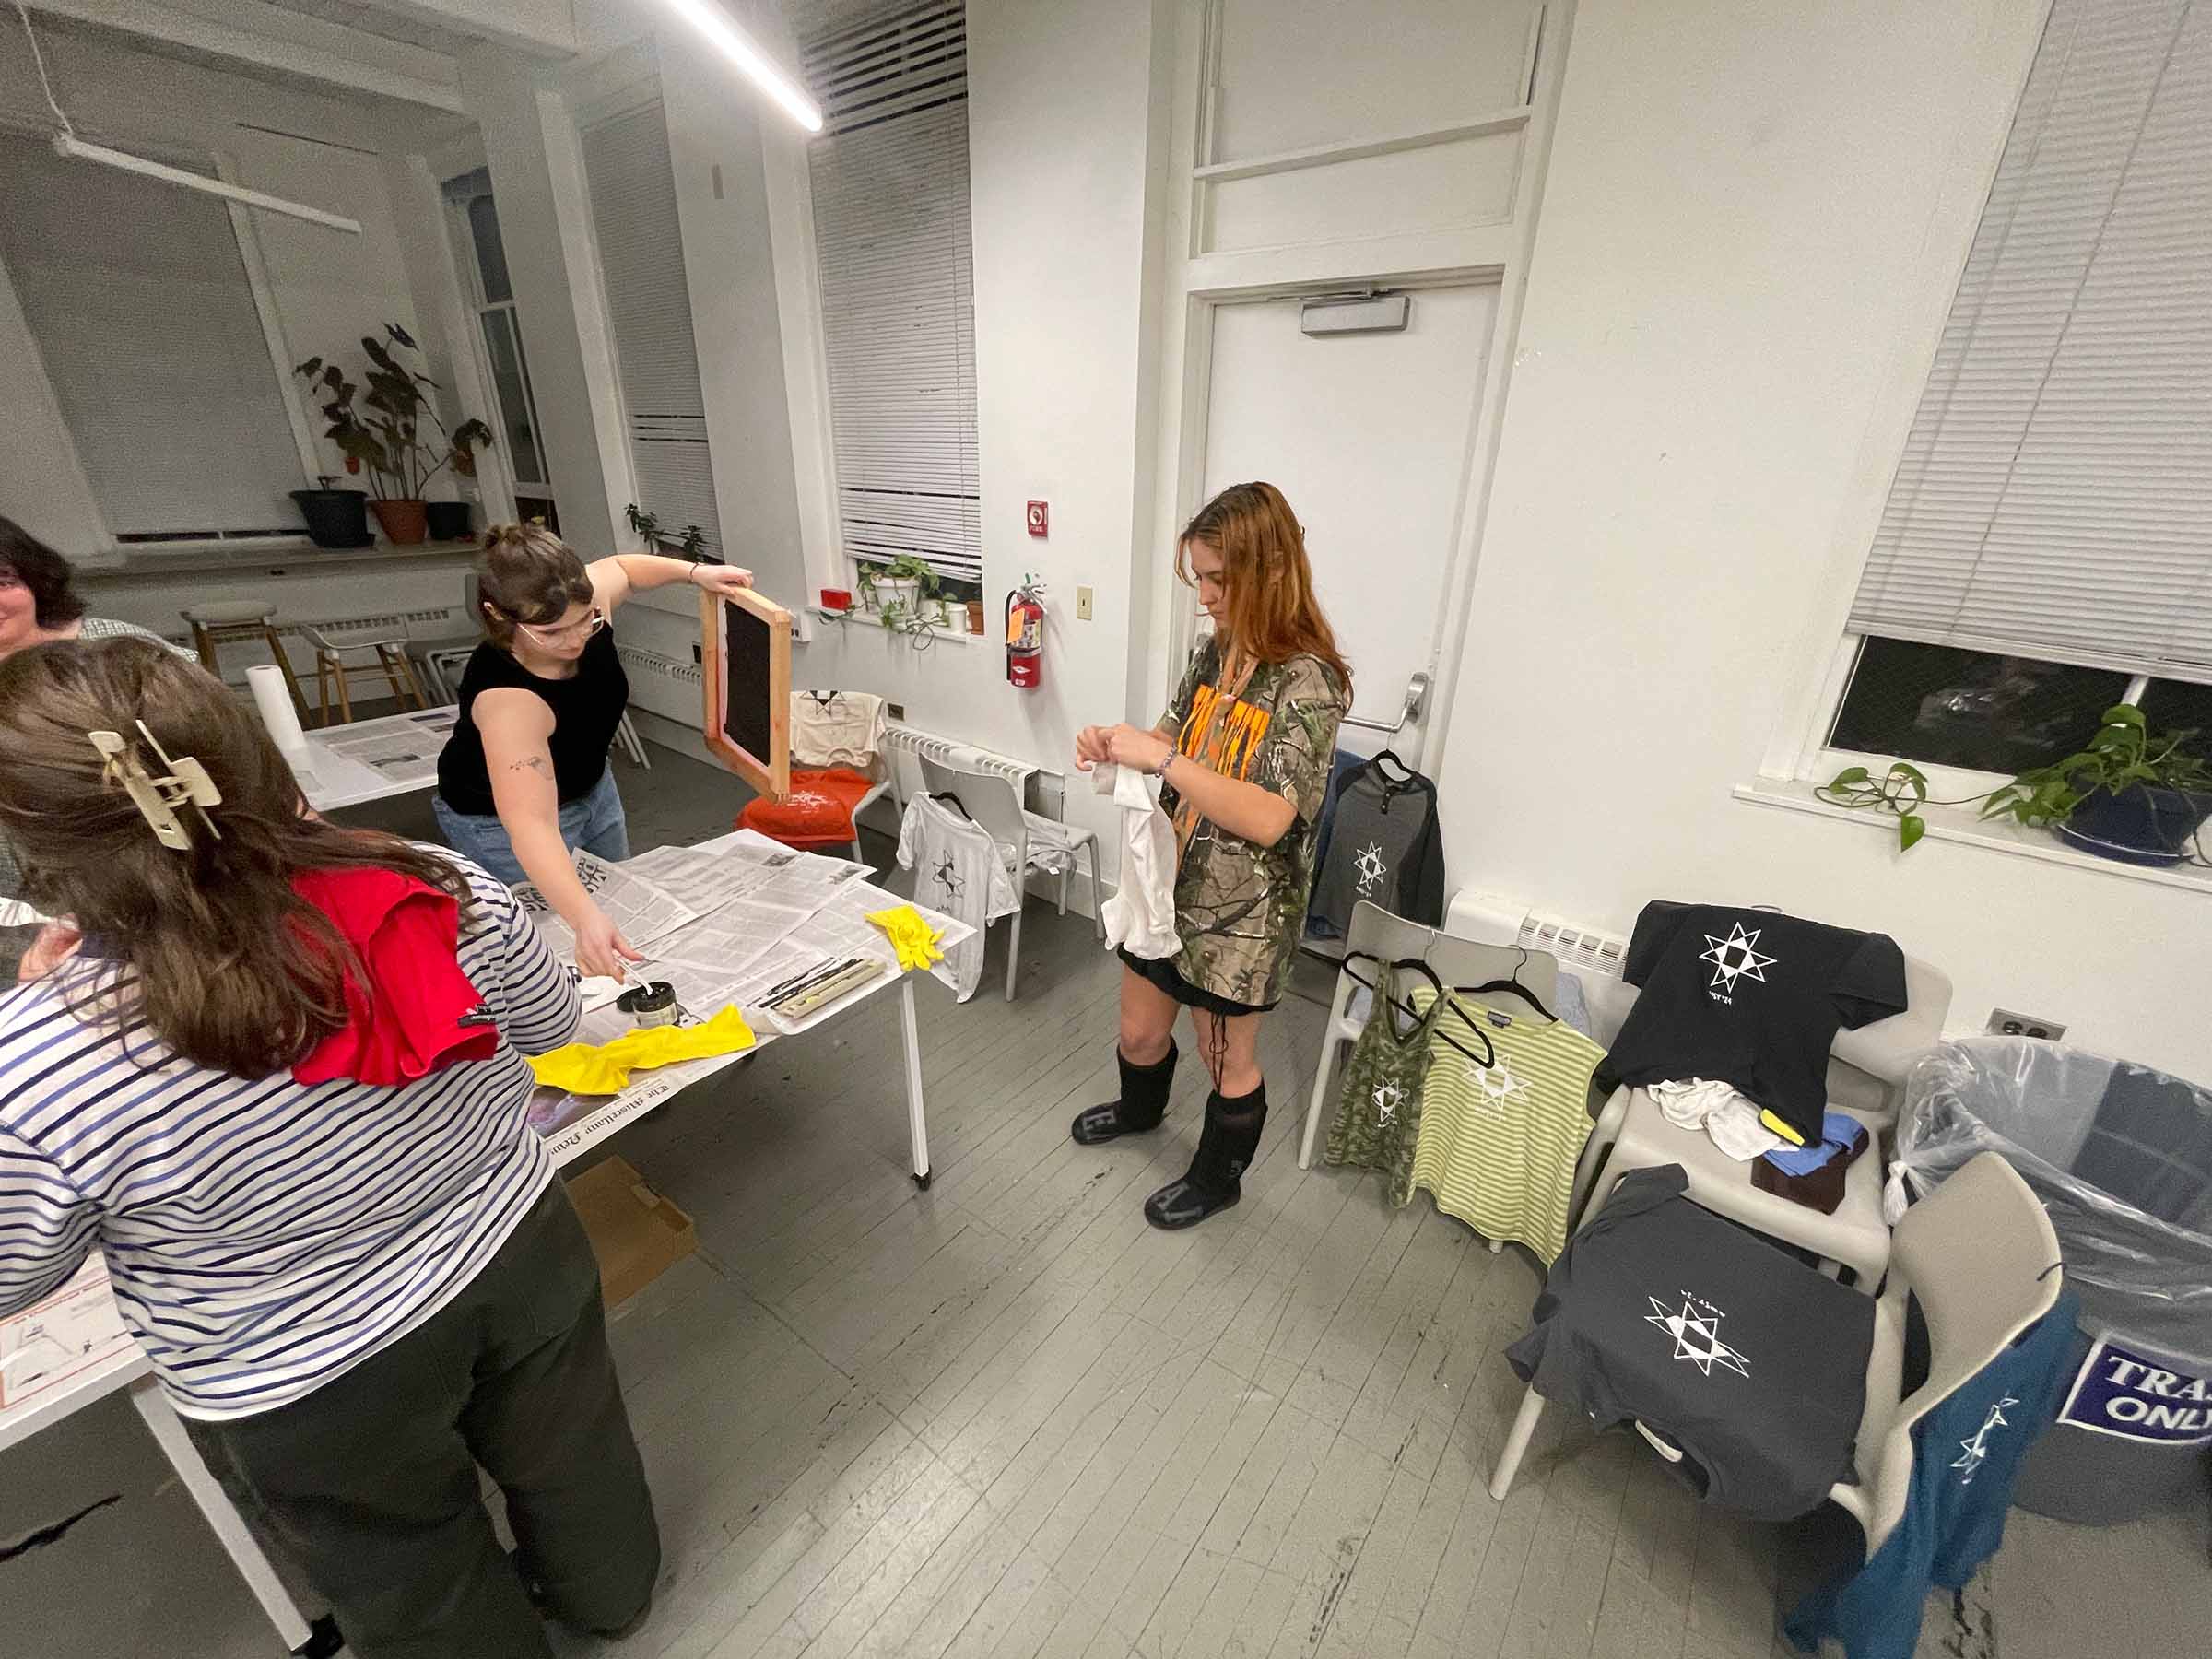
856;553;945;641
1819;704;2212;866
1983;705;2212;866
288;472;371;550
625;504;712;562
295;325;493;547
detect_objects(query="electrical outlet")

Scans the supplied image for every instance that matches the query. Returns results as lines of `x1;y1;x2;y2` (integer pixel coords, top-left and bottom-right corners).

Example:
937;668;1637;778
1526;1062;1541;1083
692;641;702;664
1077;585;1093;621
887;701;906;722
1987;1008;2066;1041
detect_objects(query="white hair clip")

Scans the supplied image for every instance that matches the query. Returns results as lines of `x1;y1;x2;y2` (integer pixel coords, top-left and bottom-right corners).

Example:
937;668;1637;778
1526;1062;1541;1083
88;722;223;852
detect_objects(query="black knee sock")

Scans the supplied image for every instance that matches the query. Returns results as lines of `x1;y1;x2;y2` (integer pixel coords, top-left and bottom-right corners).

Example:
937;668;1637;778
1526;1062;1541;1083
1187;1082;1266;1194
1143;1082;1266;1230
1071;1041;1177;1144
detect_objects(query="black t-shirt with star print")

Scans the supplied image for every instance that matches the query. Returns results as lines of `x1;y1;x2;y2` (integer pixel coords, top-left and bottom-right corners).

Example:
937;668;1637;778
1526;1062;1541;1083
1603;901;1907;1143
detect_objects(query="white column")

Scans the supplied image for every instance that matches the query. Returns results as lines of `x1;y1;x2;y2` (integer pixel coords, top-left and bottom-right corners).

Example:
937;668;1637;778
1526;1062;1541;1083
382;152;519;525
459;53;634;556
655;27;812;603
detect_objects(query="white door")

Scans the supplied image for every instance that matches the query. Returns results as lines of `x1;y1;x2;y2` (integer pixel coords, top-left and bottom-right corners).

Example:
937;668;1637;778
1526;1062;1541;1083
1197;284;1495;765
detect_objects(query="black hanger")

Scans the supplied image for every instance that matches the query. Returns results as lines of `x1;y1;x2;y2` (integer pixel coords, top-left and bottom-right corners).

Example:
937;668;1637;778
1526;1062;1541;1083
1366;749;1418;782
1460;944;1559;1024
805;688;844;709
927;791;972;820
1341;949;1497;1069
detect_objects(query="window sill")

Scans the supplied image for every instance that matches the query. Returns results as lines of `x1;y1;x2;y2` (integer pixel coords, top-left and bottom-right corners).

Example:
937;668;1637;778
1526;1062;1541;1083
1733;778;2212;898
812;607;992;646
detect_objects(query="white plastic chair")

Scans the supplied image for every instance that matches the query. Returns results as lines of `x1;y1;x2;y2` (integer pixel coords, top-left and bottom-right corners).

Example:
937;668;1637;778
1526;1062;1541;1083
917;754;1103;1001
1488;1149;2064;1533
1299;900;1560;1170
298;624;429;725
1830;1151;2063;1555
1564;950;1954;1288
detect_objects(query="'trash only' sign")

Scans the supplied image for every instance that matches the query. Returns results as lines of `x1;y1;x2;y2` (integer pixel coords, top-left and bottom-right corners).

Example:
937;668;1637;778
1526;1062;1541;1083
2056;1337;2212;1444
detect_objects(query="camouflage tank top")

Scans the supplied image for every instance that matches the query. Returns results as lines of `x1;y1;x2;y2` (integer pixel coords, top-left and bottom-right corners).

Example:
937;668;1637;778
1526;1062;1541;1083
1324;962;1457;1206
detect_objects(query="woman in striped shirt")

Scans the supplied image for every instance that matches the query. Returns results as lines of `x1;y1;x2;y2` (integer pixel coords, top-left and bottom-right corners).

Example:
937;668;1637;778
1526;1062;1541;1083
0;639;659;1659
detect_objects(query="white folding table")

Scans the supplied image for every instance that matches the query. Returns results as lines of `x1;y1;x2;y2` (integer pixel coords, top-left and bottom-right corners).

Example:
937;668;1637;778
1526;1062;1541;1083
0;830;954;1654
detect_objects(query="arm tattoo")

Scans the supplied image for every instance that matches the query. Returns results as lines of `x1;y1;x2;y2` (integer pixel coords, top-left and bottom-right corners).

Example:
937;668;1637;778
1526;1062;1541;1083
506;756;553;778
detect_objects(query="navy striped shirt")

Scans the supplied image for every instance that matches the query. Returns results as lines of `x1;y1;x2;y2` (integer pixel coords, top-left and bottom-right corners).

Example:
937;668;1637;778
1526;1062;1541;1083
0;854;580;1419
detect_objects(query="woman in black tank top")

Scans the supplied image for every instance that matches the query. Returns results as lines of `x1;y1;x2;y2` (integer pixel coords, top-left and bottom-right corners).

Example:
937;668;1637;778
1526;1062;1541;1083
431;525;756;980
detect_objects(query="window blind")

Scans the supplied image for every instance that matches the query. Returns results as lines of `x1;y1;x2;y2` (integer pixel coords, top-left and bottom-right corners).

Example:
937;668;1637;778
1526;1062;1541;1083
803;0;982;588
579;102;724;558
1846;0;2212;684
0;134;303;538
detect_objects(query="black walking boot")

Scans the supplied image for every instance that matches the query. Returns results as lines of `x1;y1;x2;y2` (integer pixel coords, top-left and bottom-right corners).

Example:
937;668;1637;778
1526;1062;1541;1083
1143;1083;1265;1229
1072;1041;1177;1145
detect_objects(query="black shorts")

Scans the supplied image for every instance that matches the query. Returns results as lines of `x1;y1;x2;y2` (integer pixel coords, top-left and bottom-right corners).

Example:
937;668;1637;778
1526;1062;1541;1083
1117;947;1277;1018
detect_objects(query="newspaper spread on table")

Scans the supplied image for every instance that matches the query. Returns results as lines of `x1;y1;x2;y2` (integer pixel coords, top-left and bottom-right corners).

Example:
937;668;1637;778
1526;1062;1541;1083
0;1255;135;1417
514;849;700;965
525;841;971;1165
315;707;457;787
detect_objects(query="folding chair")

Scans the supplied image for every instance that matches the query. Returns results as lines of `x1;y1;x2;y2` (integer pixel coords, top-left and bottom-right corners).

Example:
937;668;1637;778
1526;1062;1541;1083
917;754;1103;1001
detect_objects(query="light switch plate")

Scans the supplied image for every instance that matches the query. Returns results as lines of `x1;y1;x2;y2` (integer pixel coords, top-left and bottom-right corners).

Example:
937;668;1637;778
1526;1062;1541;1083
1077;586;1093;621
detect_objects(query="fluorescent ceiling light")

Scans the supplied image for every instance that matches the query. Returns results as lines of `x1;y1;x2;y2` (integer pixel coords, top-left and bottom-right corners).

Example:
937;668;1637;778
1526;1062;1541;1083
661;0;823;133
53;135;362;235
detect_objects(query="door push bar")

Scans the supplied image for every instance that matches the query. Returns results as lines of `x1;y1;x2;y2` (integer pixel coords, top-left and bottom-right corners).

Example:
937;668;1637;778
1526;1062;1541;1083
1339;669;1430;735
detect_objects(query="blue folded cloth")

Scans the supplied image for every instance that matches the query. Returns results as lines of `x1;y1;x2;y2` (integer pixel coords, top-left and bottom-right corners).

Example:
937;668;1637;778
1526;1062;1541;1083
1762;1110;1866;1175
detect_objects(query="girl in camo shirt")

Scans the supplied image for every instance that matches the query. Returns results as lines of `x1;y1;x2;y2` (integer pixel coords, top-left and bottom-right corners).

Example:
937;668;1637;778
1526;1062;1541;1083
1071;482;1350;1229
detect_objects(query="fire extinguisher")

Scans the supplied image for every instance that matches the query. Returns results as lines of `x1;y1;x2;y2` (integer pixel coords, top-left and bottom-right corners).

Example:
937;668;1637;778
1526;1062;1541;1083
1006;576;1045;689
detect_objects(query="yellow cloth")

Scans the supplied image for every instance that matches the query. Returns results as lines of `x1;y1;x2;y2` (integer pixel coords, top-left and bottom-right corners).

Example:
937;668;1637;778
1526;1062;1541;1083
867;903;945;972
527;1006;755;1095
1759;1107;1809;1147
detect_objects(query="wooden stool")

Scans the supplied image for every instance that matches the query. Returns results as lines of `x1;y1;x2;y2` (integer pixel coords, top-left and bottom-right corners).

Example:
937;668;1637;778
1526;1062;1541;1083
300;625;430;725
182;602;310;726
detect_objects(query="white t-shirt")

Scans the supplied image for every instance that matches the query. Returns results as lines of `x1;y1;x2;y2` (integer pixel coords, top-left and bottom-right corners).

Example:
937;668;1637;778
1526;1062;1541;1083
790;689;886;770
1093;764;1178;959
897;794;1020;1000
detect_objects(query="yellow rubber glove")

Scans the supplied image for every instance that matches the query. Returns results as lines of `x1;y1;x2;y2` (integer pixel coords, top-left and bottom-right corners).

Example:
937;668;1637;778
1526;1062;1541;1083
867;903;946;972
528;1006;756;1095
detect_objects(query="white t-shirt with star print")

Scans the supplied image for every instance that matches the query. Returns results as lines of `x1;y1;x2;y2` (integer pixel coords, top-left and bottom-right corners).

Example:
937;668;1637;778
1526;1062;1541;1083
896;793;1020;1001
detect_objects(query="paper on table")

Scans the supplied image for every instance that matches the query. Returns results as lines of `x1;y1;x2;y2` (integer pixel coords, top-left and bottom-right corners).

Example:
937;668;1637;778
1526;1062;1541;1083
318;709;456;787
619;844;775;912
514;850;699;964
648;898;811;974
750;858;871;913
0;1256;135;1413
729;883;972;1036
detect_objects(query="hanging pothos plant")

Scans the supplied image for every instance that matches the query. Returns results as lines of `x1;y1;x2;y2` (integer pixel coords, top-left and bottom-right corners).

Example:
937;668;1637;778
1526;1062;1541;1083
1818;704;2212;856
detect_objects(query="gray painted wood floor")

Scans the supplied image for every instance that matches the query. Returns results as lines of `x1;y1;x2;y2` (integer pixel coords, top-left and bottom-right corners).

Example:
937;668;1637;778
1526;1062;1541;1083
5;750;2206;1659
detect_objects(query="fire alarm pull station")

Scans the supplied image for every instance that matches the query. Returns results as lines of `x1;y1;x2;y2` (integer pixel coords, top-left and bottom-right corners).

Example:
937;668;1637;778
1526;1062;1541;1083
1026;500;1048;537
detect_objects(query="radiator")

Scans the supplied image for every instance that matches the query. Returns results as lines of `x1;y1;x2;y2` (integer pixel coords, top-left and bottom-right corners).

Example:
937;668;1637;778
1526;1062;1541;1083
882;723;1063;818
1516;912;1630;981
1447;888;1630;981
615;645;704;726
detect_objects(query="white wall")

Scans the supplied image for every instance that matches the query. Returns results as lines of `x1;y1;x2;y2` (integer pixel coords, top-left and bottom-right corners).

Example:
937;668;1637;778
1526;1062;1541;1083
794;0;1173;864
1434;0;2212;1081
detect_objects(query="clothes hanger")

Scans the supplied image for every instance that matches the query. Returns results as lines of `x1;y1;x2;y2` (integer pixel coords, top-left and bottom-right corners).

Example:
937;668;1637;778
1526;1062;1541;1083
927;791;972;820
1366;749;1418;782
1340;948;1497;1069
1459;943;1559;1024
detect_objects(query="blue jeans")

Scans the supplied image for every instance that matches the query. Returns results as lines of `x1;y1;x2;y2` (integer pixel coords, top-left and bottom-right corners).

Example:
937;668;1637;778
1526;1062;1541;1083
433;768;629;886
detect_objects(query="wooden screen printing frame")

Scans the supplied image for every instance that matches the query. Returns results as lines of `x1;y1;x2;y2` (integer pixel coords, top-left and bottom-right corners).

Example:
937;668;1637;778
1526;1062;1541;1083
700;587;793;799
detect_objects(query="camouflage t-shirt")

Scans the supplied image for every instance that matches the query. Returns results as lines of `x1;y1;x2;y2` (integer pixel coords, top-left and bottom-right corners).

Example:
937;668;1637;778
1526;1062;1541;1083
1157;638;1347;1007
